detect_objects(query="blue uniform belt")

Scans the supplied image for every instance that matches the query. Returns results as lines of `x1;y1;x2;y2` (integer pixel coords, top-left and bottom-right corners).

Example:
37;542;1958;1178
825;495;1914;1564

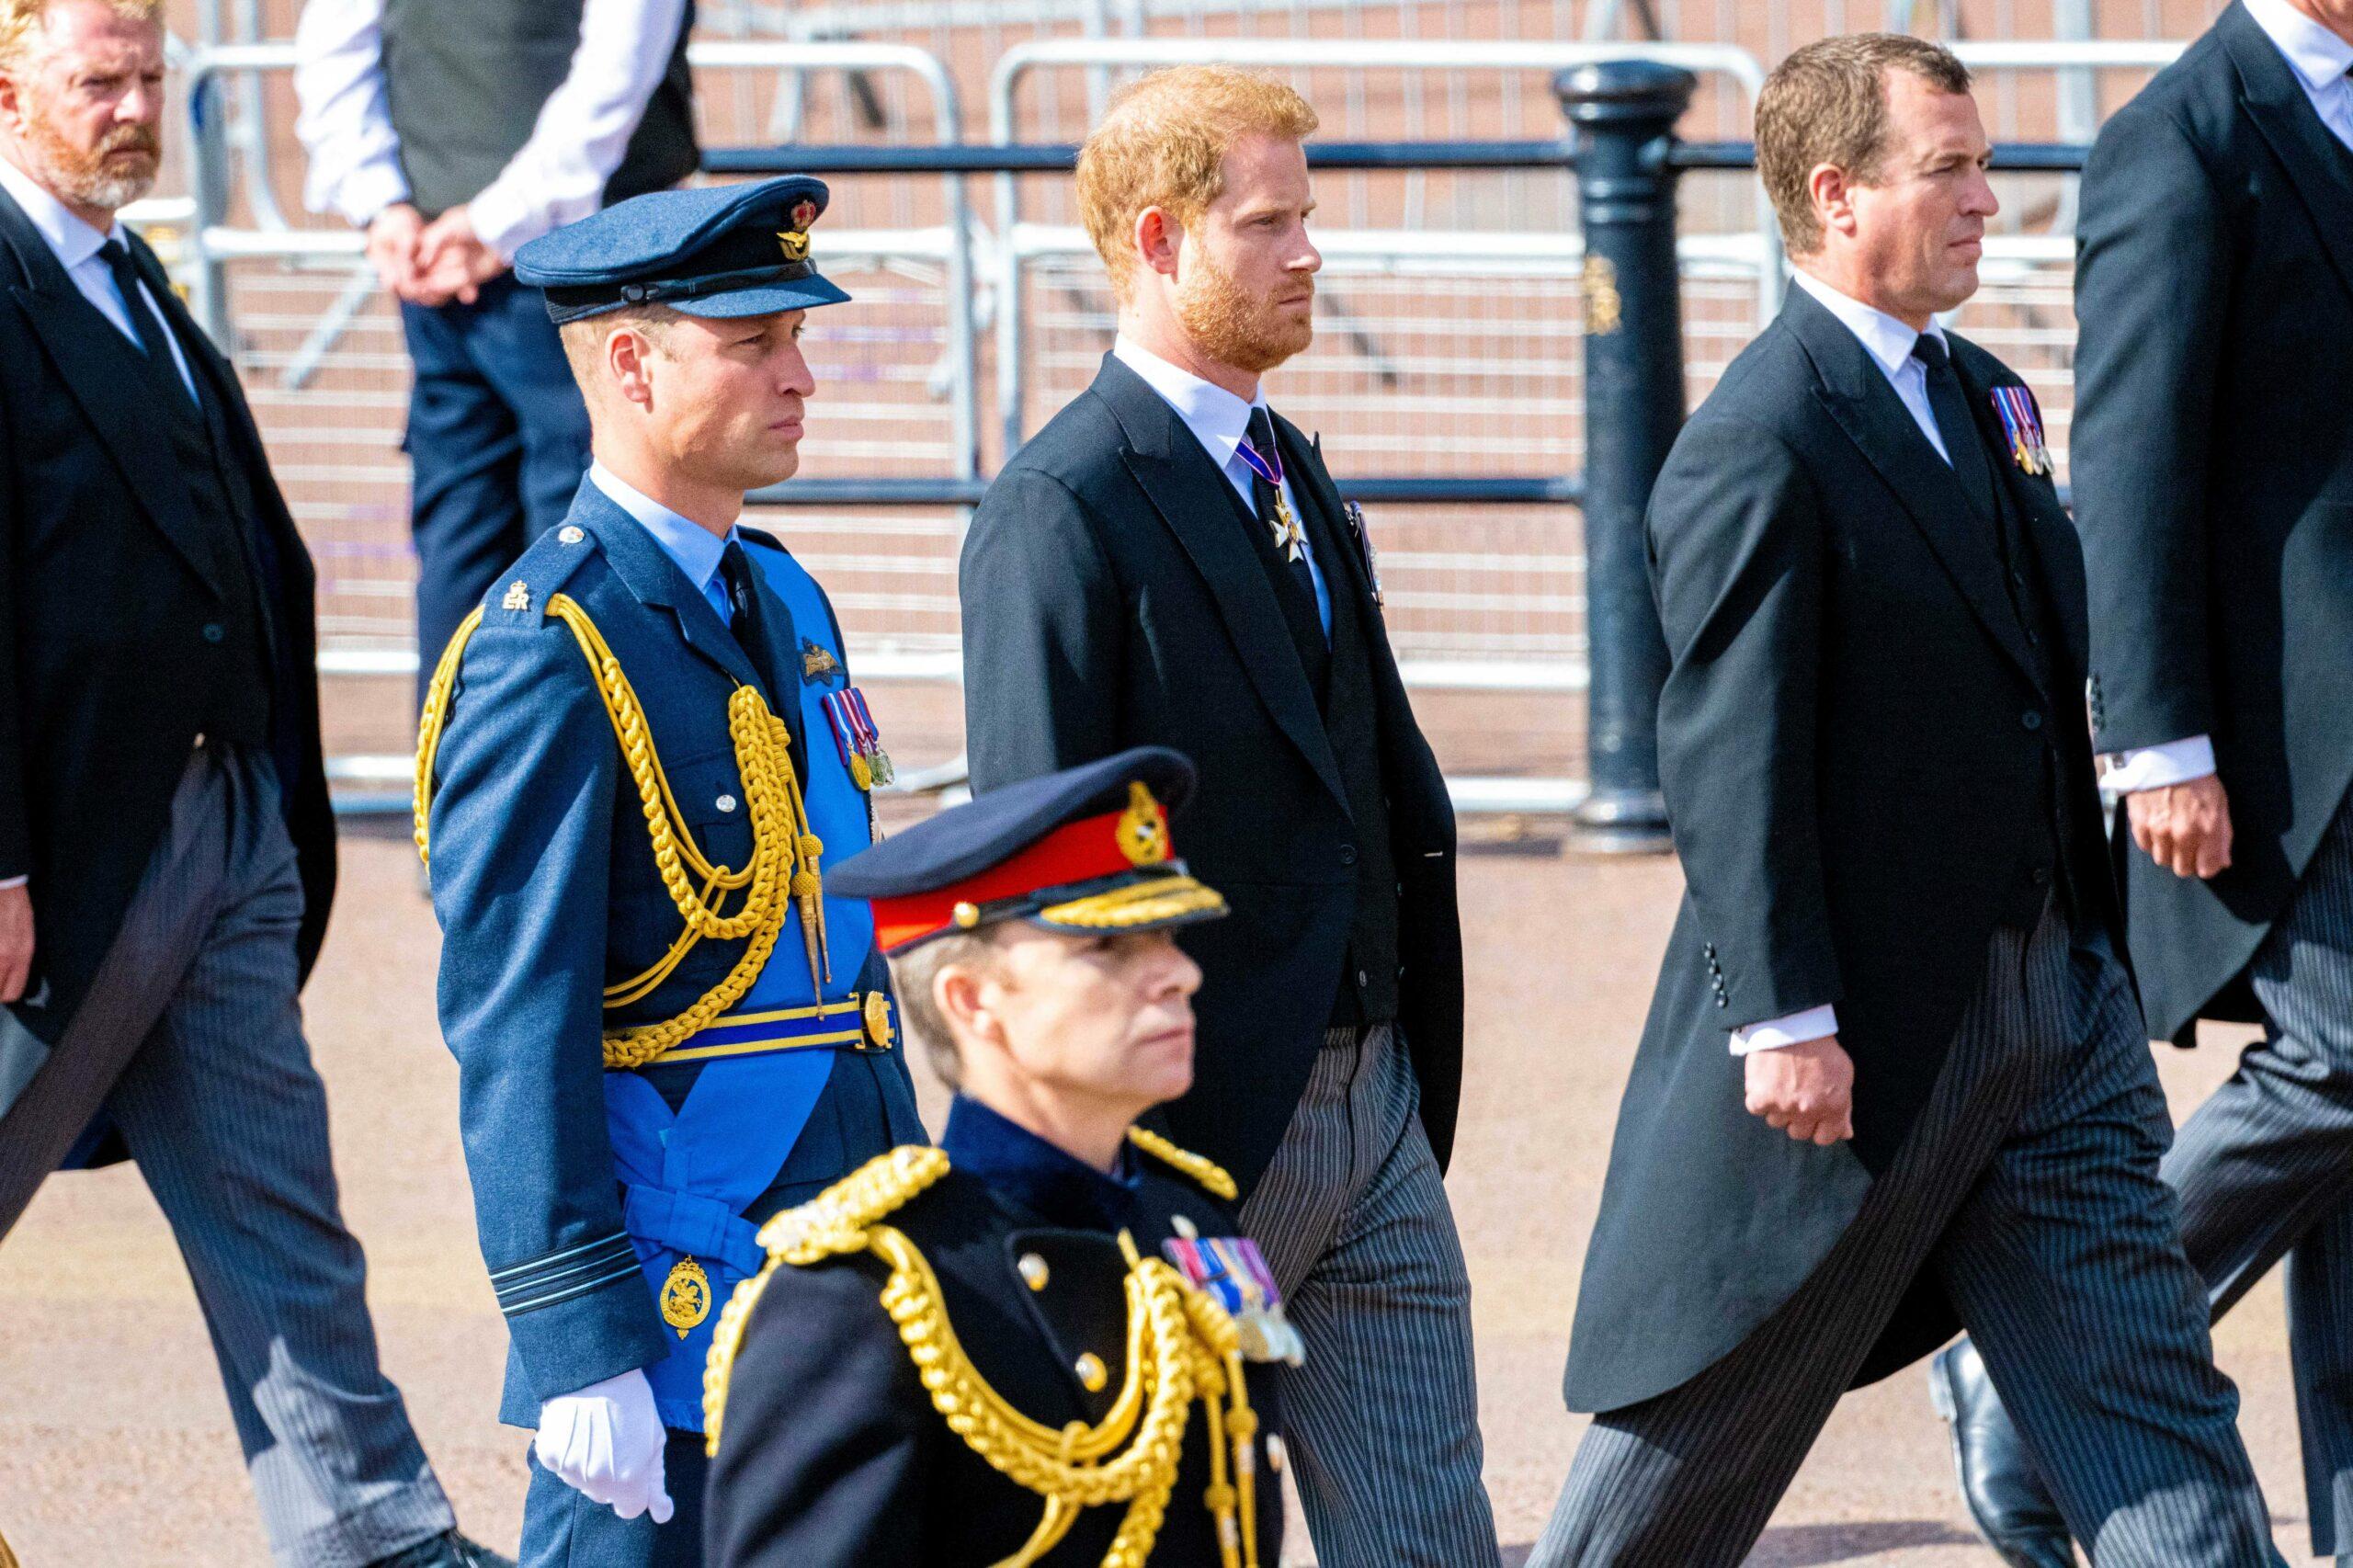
650;991;898;1065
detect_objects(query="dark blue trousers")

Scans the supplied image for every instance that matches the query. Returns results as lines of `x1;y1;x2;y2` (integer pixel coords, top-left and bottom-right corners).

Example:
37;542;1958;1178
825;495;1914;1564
400;274;591;708
520;1431;707;1568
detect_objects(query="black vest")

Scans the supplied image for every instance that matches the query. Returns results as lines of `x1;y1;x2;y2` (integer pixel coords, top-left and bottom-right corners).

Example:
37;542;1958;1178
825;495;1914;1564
1225;434;1401;1028
1981;452;2083;931
381;0;699;220
105;301;277;751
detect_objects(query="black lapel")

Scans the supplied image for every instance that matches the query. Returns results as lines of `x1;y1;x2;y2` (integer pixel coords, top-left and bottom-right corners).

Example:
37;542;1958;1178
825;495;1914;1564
1781;289;2040;681
575;483;767;692
1089;355;1347;807
0;185;220;594
2222;4;2353;306
1951;350;2091;676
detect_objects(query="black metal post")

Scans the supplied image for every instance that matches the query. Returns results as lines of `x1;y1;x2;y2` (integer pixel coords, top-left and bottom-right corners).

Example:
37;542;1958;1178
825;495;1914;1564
1558;61;1692;855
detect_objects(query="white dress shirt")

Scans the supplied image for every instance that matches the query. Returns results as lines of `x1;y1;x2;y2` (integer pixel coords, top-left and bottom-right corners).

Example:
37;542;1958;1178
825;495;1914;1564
293;0;691;259
1111;335;1332;637
588;462;739;626
0;153;198;401
2100;1;2353;797
2246;0;2353;151
0;154;204;892
1733;272;1963;1054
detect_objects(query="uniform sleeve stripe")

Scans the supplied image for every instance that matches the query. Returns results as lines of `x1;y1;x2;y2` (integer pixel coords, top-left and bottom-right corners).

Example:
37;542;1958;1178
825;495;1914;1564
491;1244;642;1304
498;1261;647;1318
488;1231;635;1284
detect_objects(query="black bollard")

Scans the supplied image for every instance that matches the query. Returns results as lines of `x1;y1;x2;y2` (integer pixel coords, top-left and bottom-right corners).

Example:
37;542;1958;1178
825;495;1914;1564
1558;61;1694;855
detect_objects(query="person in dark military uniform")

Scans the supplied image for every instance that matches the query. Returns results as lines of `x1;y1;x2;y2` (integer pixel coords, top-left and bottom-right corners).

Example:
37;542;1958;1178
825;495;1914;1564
703;747;1290;1567
415;176;924;1568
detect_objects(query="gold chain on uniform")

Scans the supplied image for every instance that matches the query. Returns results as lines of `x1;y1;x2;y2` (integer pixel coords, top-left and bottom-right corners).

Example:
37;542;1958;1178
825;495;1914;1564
704;1145;1265;1568
412;596;831;1070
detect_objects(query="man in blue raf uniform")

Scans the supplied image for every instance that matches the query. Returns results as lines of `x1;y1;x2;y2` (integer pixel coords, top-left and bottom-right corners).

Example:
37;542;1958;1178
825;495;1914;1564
703;747;1290;1567
415;176;924;1568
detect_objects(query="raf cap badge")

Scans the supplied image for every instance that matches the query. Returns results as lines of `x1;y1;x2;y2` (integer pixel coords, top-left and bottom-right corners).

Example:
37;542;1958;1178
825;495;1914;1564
777;198;819;265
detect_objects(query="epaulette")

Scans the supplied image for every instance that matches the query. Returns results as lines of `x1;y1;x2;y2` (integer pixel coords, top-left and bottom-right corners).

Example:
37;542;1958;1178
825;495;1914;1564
703;1145;949;1450
482;520;601;627
1126;1126;1238;1200
756;1144;952;1264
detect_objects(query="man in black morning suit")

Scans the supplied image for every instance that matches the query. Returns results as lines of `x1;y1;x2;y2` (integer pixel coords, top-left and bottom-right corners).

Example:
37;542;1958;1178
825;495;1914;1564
958;66;1493;1568
1928;2;2353;1563
0;2;495;1563
1527;35;2282;1567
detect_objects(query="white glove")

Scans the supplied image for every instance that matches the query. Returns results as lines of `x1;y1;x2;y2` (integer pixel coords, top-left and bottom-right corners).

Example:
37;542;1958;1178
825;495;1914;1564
534;1368;675;1523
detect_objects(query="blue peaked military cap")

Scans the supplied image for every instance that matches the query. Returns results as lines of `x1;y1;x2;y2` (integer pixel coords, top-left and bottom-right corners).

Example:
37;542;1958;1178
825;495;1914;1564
514;175;852;325
832;747;1228;954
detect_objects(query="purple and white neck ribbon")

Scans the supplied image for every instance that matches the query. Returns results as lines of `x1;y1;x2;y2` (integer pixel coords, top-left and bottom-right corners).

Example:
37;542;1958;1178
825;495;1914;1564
1235;433;1307;562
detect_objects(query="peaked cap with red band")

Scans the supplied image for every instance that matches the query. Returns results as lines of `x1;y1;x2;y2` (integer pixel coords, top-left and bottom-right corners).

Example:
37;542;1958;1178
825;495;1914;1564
828;747;1227;953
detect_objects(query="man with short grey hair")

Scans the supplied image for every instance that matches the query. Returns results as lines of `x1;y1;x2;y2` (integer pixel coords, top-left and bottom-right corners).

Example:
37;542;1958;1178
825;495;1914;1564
0;1;500;1563
1528;34;2281;1566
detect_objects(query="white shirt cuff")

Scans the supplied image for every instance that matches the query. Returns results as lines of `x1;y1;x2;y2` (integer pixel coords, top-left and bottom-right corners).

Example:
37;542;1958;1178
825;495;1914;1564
0;875;25;890
1731;1004;1839;1055
331;160;413;229
2100;734;2217;795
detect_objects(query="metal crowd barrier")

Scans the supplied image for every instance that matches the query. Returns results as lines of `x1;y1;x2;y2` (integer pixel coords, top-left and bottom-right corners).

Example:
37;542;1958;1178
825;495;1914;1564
166;36;2183;835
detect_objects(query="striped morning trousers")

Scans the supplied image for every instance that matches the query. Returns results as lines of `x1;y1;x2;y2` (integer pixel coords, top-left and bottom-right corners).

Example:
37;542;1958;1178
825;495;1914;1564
1529;906;2281;1568
2164;789;2353;1559
42;744;455;1566
1239;1022;1502;1568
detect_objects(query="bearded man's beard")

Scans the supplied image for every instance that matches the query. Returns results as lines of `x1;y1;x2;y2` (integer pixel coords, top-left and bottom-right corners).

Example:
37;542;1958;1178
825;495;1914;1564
1173;246;1313;375
22;109;161;213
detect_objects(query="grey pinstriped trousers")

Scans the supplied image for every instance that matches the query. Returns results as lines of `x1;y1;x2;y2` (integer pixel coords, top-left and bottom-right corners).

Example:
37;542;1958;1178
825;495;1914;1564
2162;790;2353;1559
1238;1021;1502;1568
1530;906;2281;1568
55;744;454;1566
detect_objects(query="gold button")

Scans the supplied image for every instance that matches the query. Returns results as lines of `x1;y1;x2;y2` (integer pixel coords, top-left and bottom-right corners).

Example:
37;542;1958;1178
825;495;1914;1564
1017;1253;1049;1291
1074;1352;1108;1392
952;901;981;928
716;794;737;813
558;526;585;544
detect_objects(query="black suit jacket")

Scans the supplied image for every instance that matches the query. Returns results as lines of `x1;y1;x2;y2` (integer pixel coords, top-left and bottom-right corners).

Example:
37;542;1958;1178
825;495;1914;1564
1560;288;2119;1414
0;187;335;1047
959;355;1462;1195
2073;2;2353;1043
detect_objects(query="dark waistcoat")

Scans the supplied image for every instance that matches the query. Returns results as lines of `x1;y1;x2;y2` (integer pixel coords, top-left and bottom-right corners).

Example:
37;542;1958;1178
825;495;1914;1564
381;0;699;219
1222;448;1401;1027
139;328;275;748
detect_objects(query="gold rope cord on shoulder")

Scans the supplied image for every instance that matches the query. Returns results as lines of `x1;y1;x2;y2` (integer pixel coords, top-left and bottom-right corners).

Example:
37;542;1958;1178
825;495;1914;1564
701;1147;1263;1568
1126;1127;1238;1202
413;594;831;1071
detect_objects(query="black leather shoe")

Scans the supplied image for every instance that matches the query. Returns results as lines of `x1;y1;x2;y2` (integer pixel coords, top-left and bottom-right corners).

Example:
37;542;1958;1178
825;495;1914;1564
366;1531;517;1568
1929;1340;2077;1568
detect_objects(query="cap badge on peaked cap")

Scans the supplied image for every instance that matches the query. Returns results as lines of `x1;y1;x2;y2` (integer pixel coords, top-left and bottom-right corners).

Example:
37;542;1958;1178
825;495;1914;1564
1117;782;1171;867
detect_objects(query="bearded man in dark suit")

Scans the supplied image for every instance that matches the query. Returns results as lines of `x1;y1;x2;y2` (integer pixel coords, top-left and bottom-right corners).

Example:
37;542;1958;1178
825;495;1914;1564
959;63;1494;1568
0;2;496;1562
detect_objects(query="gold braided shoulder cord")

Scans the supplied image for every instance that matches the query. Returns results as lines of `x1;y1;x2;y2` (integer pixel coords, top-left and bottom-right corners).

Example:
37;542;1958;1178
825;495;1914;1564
1125;1128;1238;1202
701;1147;1263;1568
413;595;829;1071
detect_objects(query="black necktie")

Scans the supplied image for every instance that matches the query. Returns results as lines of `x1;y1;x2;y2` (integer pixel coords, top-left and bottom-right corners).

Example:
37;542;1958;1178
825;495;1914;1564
1909;333;1997;522
717;539;785;697
1243;407;1322;623
97;238;195;413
